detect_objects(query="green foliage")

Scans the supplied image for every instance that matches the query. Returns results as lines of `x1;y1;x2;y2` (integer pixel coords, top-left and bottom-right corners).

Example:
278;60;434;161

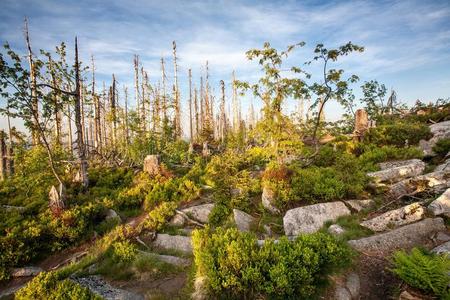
356;144;423;172
364;122;431;147
263;154;367;208
145;201;178;231
15;271;102;300
111;240;137;263
433;138;450;157
391;248;450;298
192;227;352;299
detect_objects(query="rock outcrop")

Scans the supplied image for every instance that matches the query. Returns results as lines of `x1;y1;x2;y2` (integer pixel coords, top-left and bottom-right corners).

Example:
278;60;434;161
367;159;425;183
427;188;450;216
283;202;351;236
360;202;425;232
152;234;192;254
344;199;375;212
233;209;256;232
388;169;450;199
170;203;215;226
419;120;450;156
431;240;450;255
328;224;346;236
348;218;445;255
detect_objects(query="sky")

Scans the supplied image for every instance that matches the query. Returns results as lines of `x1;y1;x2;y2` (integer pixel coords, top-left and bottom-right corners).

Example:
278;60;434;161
1;0;450;134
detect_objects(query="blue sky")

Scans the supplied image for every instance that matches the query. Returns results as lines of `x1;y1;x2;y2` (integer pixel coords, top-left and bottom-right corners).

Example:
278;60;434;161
1;0;450;132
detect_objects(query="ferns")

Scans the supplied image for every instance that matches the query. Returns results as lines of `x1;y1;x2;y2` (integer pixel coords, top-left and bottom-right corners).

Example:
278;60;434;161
392;248;450;298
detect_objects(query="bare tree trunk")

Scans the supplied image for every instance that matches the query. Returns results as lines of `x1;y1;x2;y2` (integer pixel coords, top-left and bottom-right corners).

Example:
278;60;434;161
141;67;146;132
110;74;117;148
172;41;181;138
134;55;140;123
0;131;6;181
124;86;130;144
161;58;167;122
92;55;102;154
232;71;238;133
220;80;226;142
188;69;193;141
194;88;199;141
74;37;88;188
24;18;40;146
67;103;73;156
200;76;204;133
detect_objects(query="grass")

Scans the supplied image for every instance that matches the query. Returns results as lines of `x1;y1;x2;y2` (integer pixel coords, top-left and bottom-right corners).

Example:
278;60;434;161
324;214;373;241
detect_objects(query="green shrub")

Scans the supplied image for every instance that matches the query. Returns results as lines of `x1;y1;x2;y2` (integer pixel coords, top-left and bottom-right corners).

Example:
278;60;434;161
192;227;352;299
145;201;178;231
111;240;137;263
262;155;367;208
364;122;431;147
15;271;101;300
433;138;450;157
392;248;450;298
356;145;423;172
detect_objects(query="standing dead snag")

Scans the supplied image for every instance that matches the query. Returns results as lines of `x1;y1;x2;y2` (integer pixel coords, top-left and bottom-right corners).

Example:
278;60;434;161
219;80;226;142
189;69;193;141
134;55;140;123
173;41;181;138
49;184;66;216
24;18;40;146
74;37;89;188
0;131;6;181
92;55;102;154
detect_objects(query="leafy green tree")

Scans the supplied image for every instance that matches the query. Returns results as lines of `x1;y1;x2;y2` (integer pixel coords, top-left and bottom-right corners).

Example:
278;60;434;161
360;80;387;119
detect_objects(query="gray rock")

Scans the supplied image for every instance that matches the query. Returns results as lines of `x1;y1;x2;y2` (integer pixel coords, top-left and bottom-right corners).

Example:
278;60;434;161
346;272;360;299
233;209;256;232
169;213;186;226
137;251;190;266
389;169;450;199
1;205;26;212
180;203;215;224
420;121;450;156
73;275;144;300
105;209;121;222
367;159;425;183
348;218;446;255
344;199;375;212
328;224;346;236
152;234;192;254
283;202;351;236
431;241;450;255
398;290;423;300
379;160;421;170
433;231;450;243
262;187;280;214
435;158;450;172
335;287;352;300
428;188;450;216
360;202;425;232
11;266;43;277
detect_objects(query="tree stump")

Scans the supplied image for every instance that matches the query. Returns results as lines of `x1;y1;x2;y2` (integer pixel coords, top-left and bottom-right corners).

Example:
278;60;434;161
353;109;369;142
202;142;210;157
143;155;160;176
49;184;66;216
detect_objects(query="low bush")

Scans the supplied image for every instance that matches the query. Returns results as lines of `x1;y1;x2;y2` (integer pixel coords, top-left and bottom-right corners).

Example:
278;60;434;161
364;122;431;147
192;227;352;299
15;271;101;300
391;248;450;298
356;145;423;172
144;201;178;231
433;138;450;157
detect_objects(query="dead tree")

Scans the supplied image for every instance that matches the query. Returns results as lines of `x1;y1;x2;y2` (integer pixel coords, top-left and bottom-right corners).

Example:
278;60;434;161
161;58;167;122
194;87;199;141
74;37;89;188
24;18;40;146
141;67;146;132
91;55;102;154
188;69;193;141
134;55;140;122
124;85;130;144
110;74;117;147
219;80;226;142
0;131;6;181
48;56;62;145
172;41;181;138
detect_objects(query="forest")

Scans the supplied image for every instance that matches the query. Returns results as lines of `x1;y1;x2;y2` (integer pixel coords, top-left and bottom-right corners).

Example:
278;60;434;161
0;17;450;300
